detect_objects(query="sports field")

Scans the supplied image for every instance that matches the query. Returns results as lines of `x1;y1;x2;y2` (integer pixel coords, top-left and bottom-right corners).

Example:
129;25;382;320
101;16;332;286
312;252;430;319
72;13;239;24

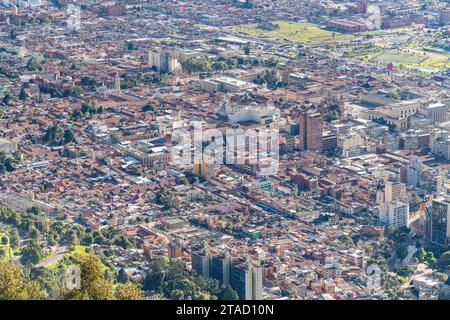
370;51;426;64
366;50;450;70
232;21;354;44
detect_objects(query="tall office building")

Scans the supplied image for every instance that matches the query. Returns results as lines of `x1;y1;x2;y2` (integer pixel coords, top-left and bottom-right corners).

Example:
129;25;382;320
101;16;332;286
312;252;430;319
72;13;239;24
168;240;183;259
298;109;323;153
147;48;180;74
357;1;368;14
191;246;210;278
440;9;450;25
147;49;162;70
193;158;219;179
211;253;231;285
407;155;422;188
423;102;447;124
11;0;41;9
425;197;450;246
435;169;450;196
377;178;409;228
384;180;407;203
251;265;263;300
191;250;263;300
230;259;262;300
290;123;299;136
168;57;181;74
0;139;18;154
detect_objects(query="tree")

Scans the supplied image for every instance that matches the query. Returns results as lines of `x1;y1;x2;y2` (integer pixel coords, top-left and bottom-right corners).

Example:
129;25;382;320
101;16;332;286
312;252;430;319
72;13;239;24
81;102;91;114
114;235;134;249
141;103;155;112
29;225;39;239
155;189;173;210
9;228;20;249
225;221;233;233
44;124;64;144
226;58;237;69
4;158;14;172
395;243;408;261
71;86;85;97
0;262;42;299
27;206;41;215
7;211;21;226
396;266;414;278
424;251;437;265
438;251;450;269
181;58;211;73
1;235;8;245
435;272;448;283
143;265;165;293
410;195;421;212
63;128;76;144
117;268;130;284
39;84;62;98
20;242;42;266
170;289;184;300
81;233;93;245
19;88;28;100
341;235;354;247
2;92;13;105
92;231;105;245
143;256;169;292
61;254;115;300
172;278;197;298
414;248;426;262
143;256;227;300
127;42;137;51
192;291;211;300
218;284;239;300
63;230;79;246
115;282;142;300
211;62;226;71
26;57;41;71
425;251;434;260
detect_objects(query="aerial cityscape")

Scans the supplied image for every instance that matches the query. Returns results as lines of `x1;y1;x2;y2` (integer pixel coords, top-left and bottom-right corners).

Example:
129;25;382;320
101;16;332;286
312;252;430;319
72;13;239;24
1;0;450;303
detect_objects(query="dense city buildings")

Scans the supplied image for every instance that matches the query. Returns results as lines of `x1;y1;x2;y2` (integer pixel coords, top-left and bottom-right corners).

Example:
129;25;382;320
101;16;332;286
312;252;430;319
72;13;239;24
0;0;450;303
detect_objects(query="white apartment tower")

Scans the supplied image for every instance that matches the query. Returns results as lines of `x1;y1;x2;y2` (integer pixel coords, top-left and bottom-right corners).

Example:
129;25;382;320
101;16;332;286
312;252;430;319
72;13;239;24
407;155;422;188
379;201;410;228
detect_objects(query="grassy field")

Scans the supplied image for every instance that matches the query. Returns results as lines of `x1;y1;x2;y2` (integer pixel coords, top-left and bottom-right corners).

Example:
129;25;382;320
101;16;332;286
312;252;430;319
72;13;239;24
370;51;426;64
364;50;450;71
232;21;354;44
418;55;450;70
358;26;450;71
